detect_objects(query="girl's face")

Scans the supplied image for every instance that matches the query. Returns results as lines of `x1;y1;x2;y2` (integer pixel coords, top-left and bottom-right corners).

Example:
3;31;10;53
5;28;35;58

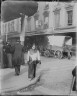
32;44;35;49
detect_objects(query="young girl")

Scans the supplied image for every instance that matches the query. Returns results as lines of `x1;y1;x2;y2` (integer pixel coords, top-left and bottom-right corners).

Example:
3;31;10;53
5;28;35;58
27;43;41;80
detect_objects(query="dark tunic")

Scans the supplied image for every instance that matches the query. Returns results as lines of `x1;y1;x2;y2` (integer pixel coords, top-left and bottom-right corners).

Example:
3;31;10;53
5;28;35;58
3;45;8;68
72;66;77;91
13;43;23;66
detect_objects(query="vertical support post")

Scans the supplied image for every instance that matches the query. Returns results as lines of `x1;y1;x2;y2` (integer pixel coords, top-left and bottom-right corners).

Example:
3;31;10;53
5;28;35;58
20;14;27;45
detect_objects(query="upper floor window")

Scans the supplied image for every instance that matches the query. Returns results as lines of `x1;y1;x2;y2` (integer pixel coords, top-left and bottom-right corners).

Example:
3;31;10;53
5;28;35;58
65;4;73;26
34;13;40;30
54;9;60;28
44;16;49;29
27;17;31;31
44;16;48;24
35;19;39;29
11;20;15;32
43;10;49;29
44;2;49;10
67;10;73;26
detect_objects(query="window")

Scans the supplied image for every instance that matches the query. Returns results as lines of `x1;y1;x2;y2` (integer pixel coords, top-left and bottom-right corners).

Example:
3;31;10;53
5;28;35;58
34;13;39;29
27;17;31;31
54;10;60;28
67;10;73;26
8;22;11;32
44;16;48;24
44;16;49;29
11;20;15;32
35;19;41;30
35;19;39;28
45;2;49;9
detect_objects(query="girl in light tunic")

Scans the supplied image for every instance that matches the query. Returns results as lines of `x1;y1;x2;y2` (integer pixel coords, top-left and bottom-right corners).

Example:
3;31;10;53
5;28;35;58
27;43;41;80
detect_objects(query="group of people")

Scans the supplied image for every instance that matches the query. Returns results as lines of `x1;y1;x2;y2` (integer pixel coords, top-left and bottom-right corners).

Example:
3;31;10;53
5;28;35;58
3;40;76;90
3;40;24;75
3;40;41;80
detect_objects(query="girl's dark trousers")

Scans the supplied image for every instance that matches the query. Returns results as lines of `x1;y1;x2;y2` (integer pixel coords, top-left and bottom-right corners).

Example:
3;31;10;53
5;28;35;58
13;58;22;75
28;61;37;79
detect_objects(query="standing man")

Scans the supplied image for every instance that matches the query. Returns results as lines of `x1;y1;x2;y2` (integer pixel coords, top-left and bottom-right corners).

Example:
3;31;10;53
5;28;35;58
72;65;77;91
3;42;8;68
12;40;23;76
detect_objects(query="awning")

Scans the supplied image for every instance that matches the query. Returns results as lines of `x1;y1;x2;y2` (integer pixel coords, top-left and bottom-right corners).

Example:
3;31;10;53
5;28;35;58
1;1;38;22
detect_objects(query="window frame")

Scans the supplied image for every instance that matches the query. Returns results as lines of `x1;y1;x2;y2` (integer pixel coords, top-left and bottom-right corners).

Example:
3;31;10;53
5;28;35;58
27;17;31;31
65;4;73;26
44;2;49;10
44;16;49;29
54;9;60;28
35;19;39;29
67;10;73;26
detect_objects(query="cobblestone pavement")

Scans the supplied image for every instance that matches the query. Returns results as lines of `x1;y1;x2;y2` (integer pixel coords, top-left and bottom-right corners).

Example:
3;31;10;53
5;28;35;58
3;56;77;95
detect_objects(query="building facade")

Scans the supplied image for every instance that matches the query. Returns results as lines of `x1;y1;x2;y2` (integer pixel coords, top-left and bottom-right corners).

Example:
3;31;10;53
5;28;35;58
1;1;77;45
23;1;77;45
1;17;21;43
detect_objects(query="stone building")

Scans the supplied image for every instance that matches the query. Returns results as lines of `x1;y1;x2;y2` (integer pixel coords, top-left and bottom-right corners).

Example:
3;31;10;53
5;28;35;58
23;1;77;45
1;1;77;46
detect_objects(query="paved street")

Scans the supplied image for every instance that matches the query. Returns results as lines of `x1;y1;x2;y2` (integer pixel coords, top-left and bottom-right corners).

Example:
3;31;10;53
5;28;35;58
23;56;76;95
33;56;76;95
1;56;76;95
0;55;76;95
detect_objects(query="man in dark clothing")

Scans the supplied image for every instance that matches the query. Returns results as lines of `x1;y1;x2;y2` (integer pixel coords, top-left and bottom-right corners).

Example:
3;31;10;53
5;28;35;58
72;66;77;91
12;40;23;76
3;44;8;68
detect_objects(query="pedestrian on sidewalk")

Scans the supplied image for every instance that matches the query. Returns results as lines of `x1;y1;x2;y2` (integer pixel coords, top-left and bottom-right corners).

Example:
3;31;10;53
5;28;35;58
6;42;12;68
27;43;41;80
2;42;8;68
72;64;77;91
12;40;23;76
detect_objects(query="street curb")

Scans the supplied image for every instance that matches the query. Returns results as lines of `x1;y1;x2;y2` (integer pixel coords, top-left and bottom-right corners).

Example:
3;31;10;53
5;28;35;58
1;73;41;95
17;75;41;95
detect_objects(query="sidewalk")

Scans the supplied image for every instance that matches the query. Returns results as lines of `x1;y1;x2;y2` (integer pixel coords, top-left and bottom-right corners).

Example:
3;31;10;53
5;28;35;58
0;64;42;94
0;56;76;95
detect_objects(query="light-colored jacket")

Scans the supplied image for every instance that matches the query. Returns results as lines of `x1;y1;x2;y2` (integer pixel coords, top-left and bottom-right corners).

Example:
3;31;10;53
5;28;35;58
27;49;40;62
